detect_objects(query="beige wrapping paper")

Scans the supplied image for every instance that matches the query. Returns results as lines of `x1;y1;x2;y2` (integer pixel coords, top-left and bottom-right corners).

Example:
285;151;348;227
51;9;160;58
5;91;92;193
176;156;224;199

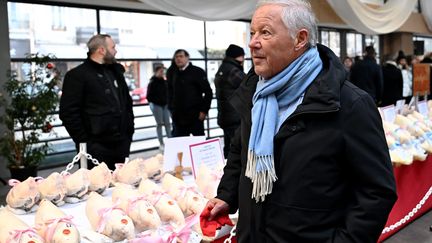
6;177;40;214
161;173;208;217
0;207;44;243
37;172;67;206
88;162;112;194
35;199;80;243
111;183;161;232
63;168;90;203
138;179;185;228
85;192;135;241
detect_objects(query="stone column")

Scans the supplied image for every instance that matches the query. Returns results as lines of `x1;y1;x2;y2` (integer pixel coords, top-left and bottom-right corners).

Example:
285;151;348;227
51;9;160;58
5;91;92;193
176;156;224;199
380;32;414;62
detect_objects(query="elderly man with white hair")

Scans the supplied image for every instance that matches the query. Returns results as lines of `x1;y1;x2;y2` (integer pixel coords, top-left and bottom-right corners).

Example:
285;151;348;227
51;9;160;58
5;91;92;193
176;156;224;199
204;0;397;242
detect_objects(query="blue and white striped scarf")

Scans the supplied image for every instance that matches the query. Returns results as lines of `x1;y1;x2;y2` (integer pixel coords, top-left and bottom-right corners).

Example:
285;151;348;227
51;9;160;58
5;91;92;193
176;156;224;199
246;47;323;202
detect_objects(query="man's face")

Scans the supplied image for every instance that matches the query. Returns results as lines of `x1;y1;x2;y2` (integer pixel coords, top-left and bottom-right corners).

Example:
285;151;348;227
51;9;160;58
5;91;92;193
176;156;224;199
103;37;117;64
249;5;297;79
174;51;189;68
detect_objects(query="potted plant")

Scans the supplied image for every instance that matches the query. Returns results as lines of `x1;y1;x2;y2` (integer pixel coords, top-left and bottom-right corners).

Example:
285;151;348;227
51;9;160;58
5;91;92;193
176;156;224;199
0;53;60;181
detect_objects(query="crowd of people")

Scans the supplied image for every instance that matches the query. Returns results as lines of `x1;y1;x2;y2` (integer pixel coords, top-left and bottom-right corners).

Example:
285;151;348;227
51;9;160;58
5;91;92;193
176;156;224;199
344;46;426;107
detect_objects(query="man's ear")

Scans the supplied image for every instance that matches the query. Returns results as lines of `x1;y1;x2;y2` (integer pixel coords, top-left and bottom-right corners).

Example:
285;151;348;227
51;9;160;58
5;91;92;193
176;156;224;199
97;46;106;55
294;29;309;51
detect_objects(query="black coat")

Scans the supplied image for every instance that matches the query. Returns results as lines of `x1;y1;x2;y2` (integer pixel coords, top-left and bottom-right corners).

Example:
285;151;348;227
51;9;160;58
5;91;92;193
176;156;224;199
167;63;213;126
59;58;134;144
216;45;397;243
147;76;168;106
214;57;246;128
381;62;403;106
350;56;384;104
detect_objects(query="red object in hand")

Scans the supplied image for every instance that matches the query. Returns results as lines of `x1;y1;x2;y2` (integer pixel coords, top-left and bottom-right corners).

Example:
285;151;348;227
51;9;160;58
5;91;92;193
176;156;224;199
200;205;234;237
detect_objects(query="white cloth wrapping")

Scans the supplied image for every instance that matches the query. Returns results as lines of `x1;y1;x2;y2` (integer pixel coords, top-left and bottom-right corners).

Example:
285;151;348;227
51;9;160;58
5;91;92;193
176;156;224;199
138;0;256;21
421;0;432;32
326;0;417;34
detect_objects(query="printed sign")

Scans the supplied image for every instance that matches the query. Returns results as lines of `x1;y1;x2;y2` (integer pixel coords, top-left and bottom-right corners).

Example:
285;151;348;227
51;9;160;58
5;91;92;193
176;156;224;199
163;136;206;173
189;138;225;178
412;64;430;95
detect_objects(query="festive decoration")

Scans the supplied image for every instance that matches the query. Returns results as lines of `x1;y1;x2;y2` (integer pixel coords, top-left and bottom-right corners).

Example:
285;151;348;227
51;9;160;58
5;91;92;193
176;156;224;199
0;53;61;170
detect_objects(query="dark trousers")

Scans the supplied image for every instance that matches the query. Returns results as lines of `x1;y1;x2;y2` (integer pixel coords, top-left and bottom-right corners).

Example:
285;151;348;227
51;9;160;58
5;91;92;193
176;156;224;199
222;126;238;158
172;120;205;137
76;139;131;170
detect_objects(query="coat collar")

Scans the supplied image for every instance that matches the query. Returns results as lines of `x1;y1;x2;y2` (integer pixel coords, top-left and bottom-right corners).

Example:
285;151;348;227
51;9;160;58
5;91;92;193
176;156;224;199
230;44;345;121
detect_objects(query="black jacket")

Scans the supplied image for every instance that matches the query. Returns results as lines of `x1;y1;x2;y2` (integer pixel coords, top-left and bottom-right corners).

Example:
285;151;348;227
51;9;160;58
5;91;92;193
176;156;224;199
59;58;134;143
147;76;168;106
214;57;246;128
381;62;403;106
167;63;213;126
216;45;397;243
350;56;383;104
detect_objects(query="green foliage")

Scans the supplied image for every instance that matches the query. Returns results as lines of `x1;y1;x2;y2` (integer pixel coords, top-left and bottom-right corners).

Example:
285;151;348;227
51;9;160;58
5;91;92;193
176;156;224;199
0;53;60;168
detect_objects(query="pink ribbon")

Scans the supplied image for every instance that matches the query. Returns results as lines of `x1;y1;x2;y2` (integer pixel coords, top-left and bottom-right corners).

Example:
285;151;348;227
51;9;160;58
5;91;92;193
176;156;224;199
43;215;74;242
175;186;200;200
6;228;38;243
151;190;170;206
128;230;164;243
165;214;199;243
8;179;21;187
96;201;125;233
127;195;150;214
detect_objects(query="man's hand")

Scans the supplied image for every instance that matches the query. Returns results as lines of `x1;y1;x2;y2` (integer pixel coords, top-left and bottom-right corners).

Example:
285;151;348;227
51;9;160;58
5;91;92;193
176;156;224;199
199;112;207;121
205;198;229;221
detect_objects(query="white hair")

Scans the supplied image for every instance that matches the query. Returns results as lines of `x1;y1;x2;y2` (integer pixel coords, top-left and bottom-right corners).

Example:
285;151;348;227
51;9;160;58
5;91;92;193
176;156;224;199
256;0;318;47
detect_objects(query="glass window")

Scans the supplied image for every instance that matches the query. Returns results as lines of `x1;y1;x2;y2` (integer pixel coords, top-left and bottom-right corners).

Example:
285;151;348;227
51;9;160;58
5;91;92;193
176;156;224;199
320;30;340;57
365;35;380;59
346;33;363;58
205;21;251;58
8;2;97;58
99;10;205;59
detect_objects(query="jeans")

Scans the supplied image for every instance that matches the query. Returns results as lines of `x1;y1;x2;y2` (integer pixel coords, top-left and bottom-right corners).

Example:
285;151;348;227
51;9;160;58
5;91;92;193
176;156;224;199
149;103;172;145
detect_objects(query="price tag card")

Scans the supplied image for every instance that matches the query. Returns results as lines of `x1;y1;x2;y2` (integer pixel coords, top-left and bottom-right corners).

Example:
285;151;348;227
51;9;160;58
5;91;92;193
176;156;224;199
395;99;405;114
418;100;429;116
163;136;206;173
189;138;225;179
380;105;396;123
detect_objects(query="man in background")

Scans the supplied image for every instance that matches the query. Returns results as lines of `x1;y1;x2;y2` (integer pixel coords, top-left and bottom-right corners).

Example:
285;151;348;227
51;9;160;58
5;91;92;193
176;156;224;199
214;44;246;157
350;45;384;105
60;34;134;170
167;49;213;137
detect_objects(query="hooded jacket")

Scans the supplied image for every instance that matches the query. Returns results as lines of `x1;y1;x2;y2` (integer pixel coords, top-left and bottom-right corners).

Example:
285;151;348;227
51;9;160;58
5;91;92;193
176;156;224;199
216;44;397;243
214;57;246;128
